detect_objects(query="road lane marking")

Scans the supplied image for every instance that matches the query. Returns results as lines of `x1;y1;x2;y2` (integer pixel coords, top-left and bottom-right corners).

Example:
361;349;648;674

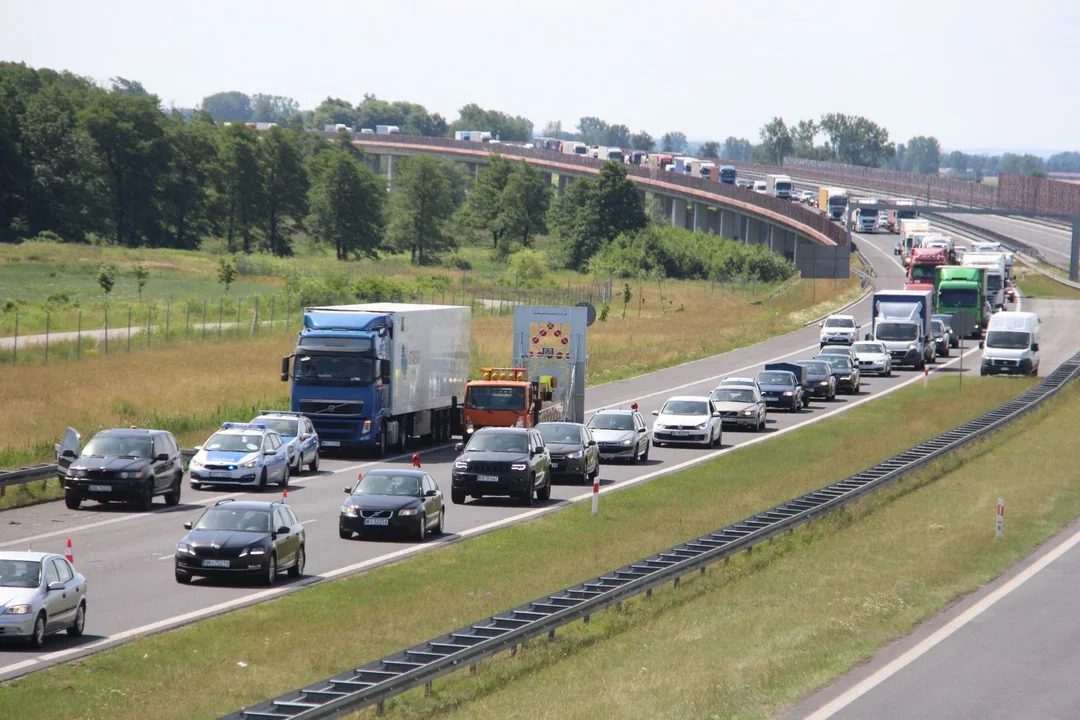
804;522;1080;719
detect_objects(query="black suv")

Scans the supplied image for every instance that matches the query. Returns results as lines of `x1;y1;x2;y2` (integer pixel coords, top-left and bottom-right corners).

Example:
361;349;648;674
175;499;305;585
62;428;185;511
452;427;551;506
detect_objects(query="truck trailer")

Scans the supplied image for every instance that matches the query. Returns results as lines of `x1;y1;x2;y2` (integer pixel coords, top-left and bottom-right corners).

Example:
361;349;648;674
867;290;935;369
766;174;794;199
961;252;1007;309
281;304;470;455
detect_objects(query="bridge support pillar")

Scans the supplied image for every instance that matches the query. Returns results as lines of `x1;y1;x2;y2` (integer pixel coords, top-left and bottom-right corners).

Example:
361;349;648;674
663;195;674;220
542;172;554;190
692;202;708;232
386;155;394;191
557;174;570;196
719;209;735;239
365;154;381;175
671;198;687;229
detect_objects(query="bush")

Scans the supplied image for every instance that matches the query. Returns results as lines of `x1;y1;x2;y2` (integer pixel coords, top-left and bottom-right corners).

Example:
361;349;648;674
445;253;472;271
282;271;354;307
28;230;65;244
506;249;548;287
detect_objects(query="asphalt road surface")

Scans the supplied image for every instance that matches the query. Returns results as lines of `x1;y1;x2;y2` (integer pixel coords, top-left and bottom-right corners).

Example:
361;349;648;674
0;229;1064;681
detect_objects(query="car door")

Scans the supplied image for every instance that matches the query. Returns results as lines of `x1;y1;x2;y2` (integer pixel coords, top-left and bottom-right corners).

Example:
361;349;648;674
284;506;304;559
150;435;171;492
423;474;441;528
272;508;295;568
633;413;647;454
42;559;68;631
582;427;597;472
531;433;547;488
50;557;79;625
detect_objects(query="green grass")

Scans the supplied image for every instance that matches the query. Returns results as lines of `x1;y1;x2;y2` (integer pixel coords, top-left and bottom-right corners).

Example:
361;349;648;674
0;477;63;511
0;375;1032;720
398;382;1080;720
1015;271;1080;300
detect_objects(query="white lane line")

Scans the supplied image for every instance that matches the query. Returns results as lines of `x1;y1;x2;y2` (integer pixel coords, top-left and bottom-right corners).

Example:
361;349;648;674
0;347;980;681
804;523;1080;720
0;445;454;550
301;519;319;525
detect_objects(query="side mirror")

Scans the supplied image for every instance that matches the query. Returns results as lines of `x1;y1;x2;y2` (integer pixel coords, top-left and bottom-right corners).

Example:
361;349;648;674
264;449;275;456
276;526;291;535
183;521;193;530
818;321;824;327
343;486;352;494
193;445;203;452
978;340;985;349
638;427;647;433
588;439;596;446
154;453;169;462
455;442;464;454
47;582;66;593
280;356;291;382
301;433;311;441
651;410;659;416
424;489;438;497
61;449;77;459
1032;343;1039;352
712;412;722;418
864;333;871;340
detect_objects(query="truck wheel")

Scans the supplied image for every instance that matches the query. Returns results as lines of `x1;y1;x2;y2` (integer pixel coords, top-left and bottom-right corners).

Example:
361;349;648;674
451;488;466;505
376;424;388;458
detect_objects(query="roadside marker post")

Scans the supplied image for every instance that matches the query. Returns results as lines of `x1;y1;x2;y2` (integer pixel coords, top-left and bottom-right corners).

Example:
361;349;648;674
923;366;929;388
996;498;1005;540
591;477;599;516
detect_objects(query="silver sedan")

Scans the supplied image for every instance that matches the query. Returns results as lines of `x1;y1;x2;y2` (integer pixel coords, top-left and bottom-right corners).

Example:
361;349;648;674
0;551;87;647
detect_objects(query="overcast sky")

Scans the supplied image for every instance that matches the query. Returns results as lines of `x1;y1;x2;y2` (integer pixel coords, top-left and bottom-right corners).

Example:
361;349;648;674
4;0;1077;152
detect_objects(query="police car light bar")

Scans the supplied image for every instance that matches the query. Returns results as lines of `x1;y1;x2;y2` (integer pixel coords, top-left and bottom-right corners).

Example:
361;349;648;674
257;410;305;417
221;422;268;430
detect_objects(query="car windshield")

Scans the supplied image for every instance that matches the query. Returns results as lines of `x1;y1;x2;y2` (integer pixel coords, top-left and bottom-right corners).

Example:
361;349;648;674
852;342;886;354
295;353;376;384
825;318;855;328
986;330;1031;350
661;400;709;415
800;362;830;375
939;288;978;308
81;435;151;459
876;322;918;341
817;355;851;369
711;389;755;403
194;508;271;533
466;386;526;411
538;424;582;445
820;347;850;355
986;275;1002;293
259;419;298;437
587;414;634;431
205;433;263;453
353;473;421;497
756;372;793;386
932;320;947;334
466;433;529;453
0;559;41;588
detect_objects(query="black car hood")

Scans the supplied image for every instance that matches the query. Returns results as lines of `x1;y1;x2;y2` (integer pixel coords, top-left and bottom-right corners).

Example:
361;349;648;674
545;443;583;454
804;372;831;382
758;383;794;392
184;529;269;549
460;451;531;464
344;494;421;511
71;457;151;473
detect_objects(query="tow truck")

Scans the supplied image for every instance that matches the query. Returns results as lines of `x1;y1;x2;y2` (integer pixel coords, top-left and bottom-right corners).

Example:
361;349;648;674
462;368;564;435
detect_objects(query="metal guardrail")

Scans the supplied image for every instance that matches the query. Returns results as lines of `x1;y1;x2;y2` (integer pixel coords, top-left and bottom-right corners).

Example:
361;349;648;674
0;450;197;493
223;350;1080;720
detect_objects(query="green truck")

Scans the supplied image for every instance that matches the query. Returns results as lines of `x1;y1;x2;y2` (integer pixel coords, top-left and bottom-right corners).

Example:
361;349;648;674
936;266;992;339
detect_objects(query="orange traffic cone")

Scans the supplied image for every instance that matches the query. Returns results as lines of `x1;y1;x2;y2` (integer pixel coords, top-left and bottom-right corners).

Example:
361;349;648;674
282;488;288;504
64;538;74;564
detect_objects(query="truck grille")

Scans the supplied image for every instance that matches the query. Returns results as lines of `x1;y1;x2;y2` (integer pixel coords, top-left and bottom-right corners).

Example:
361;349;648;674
299;399;363;416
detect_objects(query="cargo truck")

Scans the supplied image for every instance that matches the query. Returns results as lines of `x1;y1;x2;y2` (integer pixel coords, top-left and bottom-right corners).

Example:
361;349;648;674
280;304;470;456
461;368;563;435
897;218;931;265
856;200;880;233
766;174;794;199
560;141;587;155
649;153;674;170
375;125;400;134
905;247;949;292
894;199;918;233
961;252;1007;309
936;266;992;339
673;157;695;174
820;187;849;221
454;130;492;142
867;290;935;369
719;166;737;184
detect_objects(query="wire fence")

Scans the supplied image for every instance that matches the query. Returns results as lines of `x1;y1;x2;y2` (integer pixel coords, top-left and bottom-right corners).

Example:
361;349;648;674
1;281;612;367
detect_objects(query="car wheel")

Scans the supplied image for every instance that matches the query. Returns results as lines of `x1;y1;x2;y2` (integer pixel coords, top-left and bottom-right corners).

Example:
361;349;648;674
537;477;552;502
136;483;154;512
641;443;650;462
64;492;81;510
258;468;268;492
190;482;202;491
164;474;182;506
67;602;86;637
451;488;466;505
416;515;427;541
290;455;301;477
338;527;353;540
309;452;319;473
435;508;445;535
288;545;305;578
29;613;46;648
175;566;192;583
520;478;536;506
280;463;290;489
265;554;277;586
631;445;641;464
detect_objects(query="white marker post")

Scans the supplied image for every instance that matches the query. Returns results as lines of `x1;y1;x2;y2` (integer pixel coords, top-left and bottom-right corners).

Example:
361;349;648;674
591;476;599;516
923;366;929;389
996;498;1005;540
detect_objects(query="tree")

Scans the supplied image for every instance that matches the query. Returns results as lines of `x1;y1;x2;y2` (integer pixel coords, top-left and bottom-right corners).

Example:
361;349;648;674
594;162;647;240
159;111;218;249
902;136;942;175
603;123;631;148
81;91;170;246
307;149;386;260
945;150;969;174
541;120;574;140
110;77;149;97
386;155;456;265
549;162;646;271
1047;152;1080;173
449;104;532;142
577;116;608;145
355;94;447;136
310;96;358;129
819;113;895;167
1000;153;1045;177
132;263;149;301
630;130;654;152
217;256;237;293
251;94;299;123
461;153;515;249
217;123;264;253
260;126;309;256
200;91;253;123
661;131;688;153
621;282;632;318
757;117;793;165
721;137;754;162
97;263;117;301
493;161;552;250
699;141;720;159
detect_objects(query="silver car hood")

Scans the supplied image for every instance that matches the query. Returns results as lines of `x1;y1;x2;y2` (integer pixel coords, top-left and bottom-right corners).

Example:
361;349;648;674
711;402;756;413
0;586;36;607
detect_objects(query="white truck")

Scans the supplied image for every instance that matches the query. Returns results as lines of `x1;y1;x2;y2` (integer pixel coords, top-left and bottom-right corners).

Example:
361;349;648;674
766;174;794;199
897;218;932;262
560;141;587;155
454;131;492;142
962;252;1008;309
375;125;400;134
969;241;1015;277
855;199;880;233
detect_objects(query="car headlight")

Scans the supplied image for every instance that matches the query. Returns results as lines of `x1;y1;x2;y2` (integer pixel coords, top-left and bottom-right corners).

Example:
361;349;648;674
176;543;195;555
695;422;707;430
397;508;419;517
566;451;583;459
742;410;754;417
341;505;357;516
454;460;468;470
239;546;266;557
654;423;667;430
189;459;202;470
783;391;793;396
620;438;634;446
70;469;87;478
3;604;33;615
907;344;918;351
242;459;258;468
119;471;144;479
819;381;829;386
510;463;527;471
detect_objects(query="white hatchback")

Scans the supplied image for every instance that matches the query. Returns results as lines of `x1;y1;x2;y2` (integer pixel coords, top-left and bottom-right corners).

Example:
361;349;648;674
651;396;722;447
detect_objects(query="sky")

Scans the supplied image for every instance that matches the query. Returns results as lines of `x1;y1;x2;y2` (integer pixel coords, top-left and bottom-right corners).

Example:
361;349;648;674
4;0;1078;152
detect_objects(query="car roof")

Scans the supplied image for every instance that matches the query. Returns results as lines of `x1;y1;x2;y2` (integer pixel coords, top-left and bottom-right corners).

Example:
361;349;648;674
824;314;856;321
593;408;636;415
820;345;853;352
253;413;302;420
363;469;426;478
537;421;584;427
664;395;710;402
216;424;275;435
95;428;165;437
474;426;530;435
0;551;57;562
206;500;280;512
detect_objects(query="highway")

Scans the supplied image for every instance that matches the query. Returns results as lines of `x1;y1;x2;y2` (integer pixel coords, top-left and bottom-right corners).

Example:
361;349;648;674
938;212;1075;267
0;229;1058;682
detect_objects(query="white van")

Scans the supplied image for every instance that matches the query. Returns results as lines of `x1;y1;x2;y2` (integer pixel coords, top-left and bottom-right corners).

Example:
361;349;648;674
752;180;768;194
980;311;1040;376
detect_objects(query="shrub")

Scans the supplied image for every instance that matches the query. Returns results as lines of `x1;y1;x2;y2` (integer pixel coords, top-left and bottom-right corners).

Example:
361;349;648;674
506;248;548;287
28;230;64;244
445;253;472;271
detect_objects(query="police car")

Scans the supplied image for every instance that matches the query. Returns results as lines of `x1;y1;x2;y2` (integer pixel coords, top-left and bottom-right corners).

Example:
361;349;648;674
250;412;320;475
188;423;291;491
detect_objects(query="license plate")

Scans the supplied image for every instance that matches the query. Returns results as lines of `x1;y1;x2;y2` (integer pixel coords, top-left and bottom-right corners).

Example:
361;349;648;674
671;431;689;437
201;559;230;568
88;484;111;492
477;474;499;483
599;454;616;460
551;462;561;469
210;471;231;478
322;440;340;447
363;517;389;526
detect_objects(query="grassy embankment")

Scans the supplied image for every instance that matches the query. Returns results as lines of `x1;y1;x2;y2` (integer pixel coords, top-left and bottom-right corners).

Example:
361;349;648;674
0;375;1036;720
1014;264;1080;300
